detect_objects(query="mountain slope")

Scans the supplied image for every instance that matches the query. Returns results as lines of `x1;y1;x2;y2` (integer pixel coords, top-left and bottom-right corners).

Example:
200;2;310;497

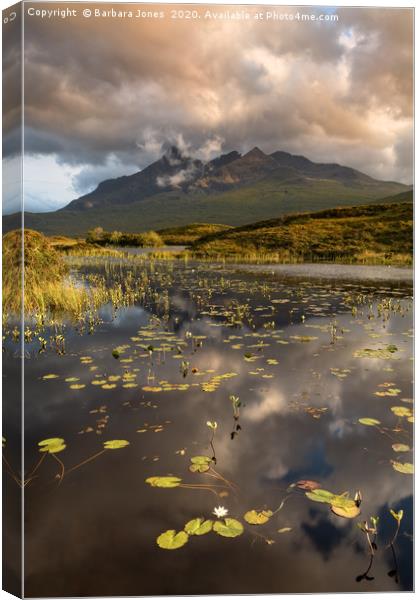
2;147;411;236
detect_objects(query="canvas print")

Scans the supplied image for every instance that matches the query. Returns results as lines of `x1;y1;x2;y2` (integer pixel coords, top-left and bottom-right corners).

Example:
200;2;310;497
2;1;413;597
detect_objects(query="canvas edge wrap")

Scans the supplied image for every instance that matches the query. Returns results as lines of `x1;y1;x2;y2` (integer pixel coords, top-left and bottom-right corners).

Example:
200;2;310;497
2;2;24;598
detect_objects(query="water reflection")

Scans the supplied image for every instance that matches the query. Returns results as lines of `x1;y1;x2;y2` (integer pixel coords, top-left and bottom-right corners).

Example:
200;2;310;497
4;261;413;595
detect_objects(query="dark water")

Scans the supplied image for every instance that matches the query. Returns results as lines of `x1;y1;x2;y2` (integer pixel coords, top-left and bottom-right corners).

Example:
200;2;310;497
4;260;413;596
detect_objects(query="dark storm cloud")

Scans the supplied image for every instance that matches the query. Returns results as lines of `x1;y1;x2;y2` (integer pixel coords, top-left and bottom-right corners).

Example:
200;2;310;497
5;3;414;184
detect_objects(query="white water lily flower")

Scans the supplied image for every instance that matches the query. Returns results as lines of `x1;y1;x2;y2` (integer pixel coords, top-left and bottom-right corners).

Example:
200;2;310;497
213;505;228;518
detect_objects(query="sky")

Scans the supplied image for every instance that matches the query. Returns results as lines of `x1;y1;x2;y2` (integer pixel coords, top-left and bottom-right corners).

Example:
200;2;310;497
2;3;414;214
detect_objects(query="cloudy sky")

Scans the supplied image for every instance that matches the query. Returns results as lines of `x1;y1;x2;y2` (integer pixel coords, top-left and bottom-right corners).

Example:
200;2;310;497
2;3;413;214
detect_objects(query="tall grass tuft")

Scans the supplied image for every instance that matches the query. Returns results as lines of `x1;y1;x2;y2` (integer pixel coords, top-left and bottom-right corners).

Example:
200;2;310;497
2;229;89;317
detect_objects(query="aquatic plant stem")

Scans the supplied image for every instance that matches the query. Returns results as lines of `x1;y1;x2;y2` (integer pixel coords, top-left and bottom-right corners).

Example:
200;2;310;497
25;452;46;481
209;430;216;462
208;467;239;493
66;449;107;475
51;453;66;484
387;521;401;549
2;455;22;486
179;483;224;498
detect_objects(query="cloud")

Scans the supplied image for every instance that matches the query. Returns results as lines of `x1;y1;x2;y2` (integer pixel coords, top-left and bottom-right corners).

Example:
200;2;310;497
2;4;413;212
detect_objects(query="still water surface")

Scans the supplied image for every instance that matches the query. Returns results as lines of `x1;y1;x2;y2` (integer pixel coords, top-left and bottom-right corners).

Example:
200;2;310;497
6;259;413;596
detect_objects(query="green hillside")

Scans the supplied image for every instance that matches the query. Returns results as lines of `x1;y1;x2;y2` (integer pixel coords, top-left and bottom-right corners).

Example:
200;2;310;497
3;181;411;237
191;202;413;266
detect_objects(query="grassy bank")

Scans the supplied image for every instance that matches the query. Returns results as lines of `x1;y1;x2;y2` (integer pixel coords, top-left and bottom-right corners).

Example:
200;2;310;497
86;227;164;247
191;202;413;266
2;229;92;317
158;223;232;245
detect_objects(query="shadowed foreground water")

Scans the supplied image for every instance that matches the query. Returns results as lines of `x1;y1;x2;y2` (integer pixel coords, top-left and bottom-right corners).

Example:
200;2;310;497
4;260;413;596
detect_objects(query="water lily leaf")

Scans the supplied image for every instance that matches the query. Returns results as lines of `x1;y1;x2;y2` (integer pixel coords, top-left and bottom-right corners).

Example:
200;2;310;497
296;480;321;491
331;503;361;519
190;456;212;465
391;461;414;475
244;510;273;525
213;518;244;538
189;455;212;473
184;518;213;536
305;489;335;504
358;418;381;426
329;494;357;510
103;440;129;450
189;463;210;473
157;530;189;550
42;374;59;380
391;406;412;418
146;476;182;488
38;438;66;453
392;444;410;453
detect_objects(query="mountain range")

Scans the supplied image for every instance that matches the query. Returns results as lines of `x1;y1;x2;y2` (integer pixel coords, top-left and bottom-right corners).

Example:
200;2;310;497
3;146;412;236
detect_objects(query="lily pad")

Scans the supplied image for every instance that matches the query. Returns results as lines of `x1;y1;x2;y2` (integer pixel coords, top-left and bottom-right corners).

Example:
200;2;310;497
331;503;361;519
156;530;189;550
358;418;381;426
305;489;335;504
184;518;213;536
391;406;412;418
38;438;66;454
189;456;212;473
103;440;130;450
296;480;321;491
213;518;244;538
146;476;182;488
391;461;414;475
392;444;410;453
244;510;273;525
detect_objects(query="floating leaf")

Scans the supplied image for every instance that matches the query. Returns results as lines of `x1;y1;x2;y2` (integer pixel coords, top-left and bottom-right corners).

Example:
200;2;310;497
244;510;273;525
184;518;213;536
42;374;59;380
190;455;212;465
156;530;189;550
213;518;244;538
305;489;335;504
103;440;130;450
189;455;212;473
358;418;381;426
189;463;210;473
306;488;360;518
392;444;410;453
69;384;86;390
278;527;293;534
38;438;66;454
391;461;414;475
296;480;321;491
146;476;182;488
391;406;412;418
331;503;361;519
